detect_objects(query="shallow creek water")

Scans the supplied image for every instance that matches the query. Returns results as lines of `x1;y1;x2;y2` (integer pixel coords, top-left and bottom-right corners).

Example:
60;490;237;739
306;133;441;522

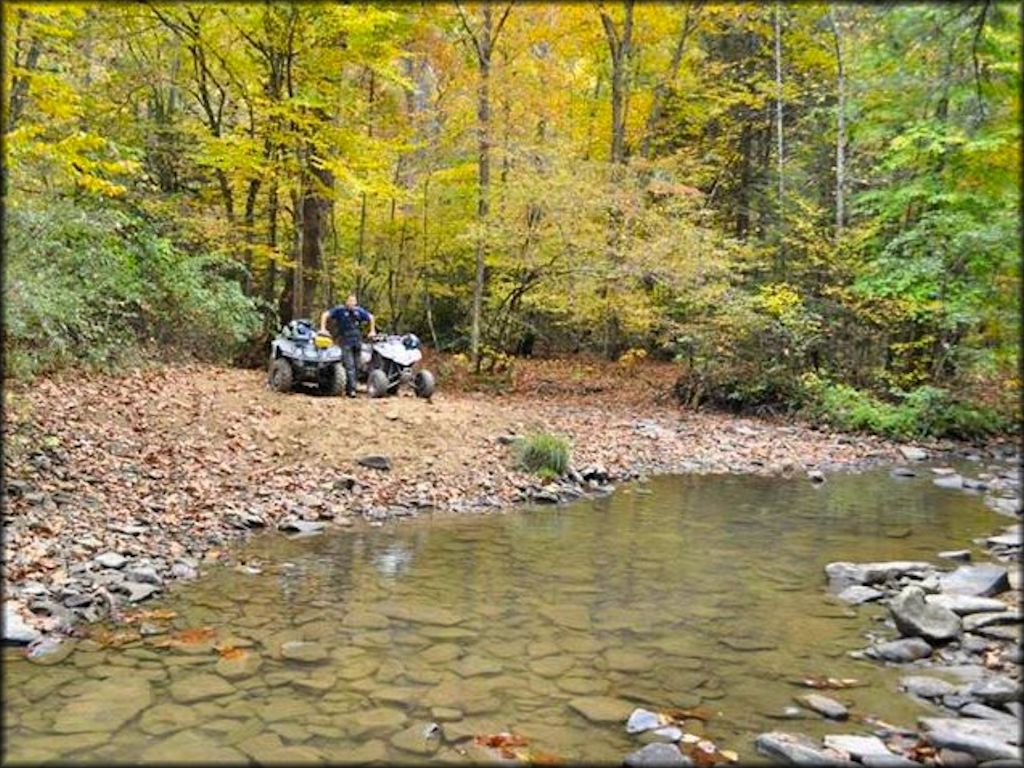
3;467;1006;764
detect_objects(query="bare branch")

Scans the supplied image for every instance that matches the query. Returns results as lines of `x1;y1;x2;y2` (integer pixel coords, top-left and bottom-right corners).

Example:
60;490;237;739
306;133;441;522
453;1;484;63
492;2;514;47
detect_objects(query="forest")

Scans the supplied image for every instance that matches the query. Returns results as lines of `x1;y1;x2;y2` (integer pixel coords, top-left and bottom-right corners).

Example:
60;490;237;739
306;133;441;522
3;2;1020;438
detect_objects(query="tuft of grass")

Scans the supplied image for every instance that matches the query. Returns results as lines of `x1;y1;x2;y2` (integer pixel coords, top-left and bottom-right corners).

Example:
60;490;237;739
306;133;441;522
513;432;571;477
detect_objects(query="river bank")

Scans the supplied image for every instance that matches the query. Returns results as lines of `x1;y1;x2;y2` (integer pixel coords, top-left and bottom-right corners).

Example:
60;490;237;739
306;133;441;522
2;361;1017;644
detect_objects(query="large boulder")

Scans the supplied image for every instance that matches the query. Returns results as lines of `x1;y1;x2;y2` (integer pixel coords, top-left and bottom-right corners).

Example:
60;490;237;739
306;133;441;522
889;586;961;643
824;561;932;592
939;565;1010;597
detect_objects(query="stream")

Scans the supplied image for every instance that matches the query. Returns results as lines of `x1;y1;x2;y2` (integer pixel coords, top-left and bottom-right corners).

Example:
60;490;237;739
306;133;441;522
2;465;1012;764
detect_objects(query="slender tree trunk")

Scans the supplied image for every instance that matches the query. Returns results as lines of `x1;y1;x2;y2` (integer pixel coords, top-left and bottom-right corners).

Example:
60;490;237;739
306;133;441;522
828;6;846;237
265;180;279;307
243;179;261;294
773;2;785;267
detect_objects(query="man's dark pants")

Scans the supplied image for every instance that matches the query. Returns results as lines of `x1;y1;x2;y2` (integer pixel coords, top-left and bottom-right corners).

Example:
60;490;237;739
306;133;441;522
341;344;359;396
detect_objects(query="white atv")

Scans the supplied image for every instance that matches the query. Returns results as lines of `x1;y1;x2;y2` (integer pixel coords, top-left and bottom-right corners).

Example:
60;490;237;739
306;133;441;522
360;333;436;399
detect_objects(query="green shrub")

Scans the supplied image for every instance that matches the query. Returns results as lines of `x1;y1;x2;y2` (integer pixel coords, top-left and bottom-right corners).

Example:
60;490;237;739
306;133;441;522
4;198;259;377
800;374;1007;440
513;432;571;478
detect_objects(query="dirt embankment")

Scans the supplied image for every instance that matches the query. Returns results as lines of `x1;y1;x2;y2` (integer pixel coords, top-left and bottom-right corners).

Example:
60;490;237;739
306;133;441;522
3;358;905;638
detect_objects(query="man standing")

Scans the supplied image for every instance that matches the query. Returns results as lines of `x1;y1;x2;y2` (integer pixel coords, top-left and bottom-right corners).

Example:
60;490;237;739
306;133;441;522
320;293;376;398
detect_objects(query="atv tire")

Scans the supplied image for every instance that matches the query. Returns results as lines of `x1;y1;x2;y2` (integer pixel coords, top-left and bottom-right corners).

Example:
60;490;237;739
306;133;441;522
319;363;345;396
269;358;294;393
413;369;435;399
367;369;389;398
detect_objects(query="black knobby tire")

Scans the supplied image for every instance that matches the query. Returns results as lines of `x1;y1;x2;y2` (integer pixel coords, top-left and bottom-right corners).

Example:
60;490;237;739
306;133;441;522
269;358;294;393
319;363;346;397
367;369;389;398
413;369;435;399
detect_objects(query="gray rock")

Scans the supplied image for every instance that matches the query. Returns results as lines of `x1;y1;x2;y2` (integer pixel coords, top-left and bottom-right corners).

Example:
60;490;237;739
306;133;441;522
900;675;957;699
171;562;197;580
889;586;961;642
623;743;691;767
939;748;980;768
899;446;929;461
976;625;1018;641
967;677;1022;705
919;717;1019;760
825;561;933;591
985;496;1021;517
580;464;609;483
123;583;160;603
964;478;991;491
754;732;855;765
644;726;684;743
986;530;1022;548
94;552;127;569
963;611;1020;632
822;735;894;759
837;586;884;605
861;755;921;767
807;470;826;483
3;603;41;644
357;455;392;471
125;566;162;585
926;595;1007;615
940;565;1010;597
872;637;933;662
939;550;973;562
961;703;1018;721
277;519;326;536
890;466;917;478
934;474;965;489
797;693;848;720
626;708;662;734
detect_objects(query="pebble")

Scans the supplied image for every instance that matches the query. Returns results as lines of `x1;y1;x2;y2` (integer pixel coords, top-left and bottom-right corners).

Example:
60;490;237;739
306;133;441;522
796;693;848;720
94;552;127;569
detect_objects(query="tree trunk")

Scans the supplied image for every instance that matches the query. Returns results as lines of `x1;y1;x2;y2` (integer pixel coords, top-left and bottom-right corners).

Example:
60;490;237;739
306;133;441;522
265;179;279;308
299;158;333;319
601;0;635;165
773;2;785;267
828;6;847;237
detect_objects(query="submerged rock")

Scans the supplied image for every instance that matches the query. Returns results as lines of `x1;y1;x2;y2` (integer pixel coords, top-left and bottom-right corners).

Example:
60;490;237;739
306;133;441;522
624;742;691;767
568;696;634;724
3;603;41;644
796;694;848;720
889;586;961;643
